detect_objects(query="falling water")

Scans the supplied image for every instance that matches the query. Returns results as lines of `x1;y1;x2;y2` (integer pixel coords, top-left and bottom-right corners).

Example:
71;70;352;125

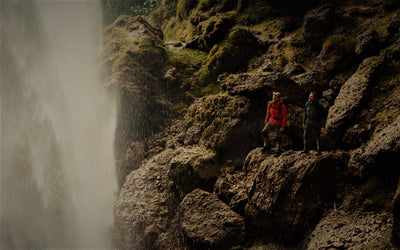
1;0;118;249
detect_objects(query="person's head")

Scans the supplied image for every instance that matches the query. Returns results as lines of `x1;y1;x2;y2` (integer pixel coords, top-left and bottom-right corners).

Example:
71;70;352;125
308;92;317;103
272;91;281;102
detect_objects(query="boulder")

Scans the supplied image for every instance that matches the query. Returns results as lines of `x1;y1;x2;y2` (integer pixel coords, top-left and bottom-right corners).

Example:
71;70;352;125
183;94;252;162
292;71;329;97
348;115;400;178
244;149;349;240
325;56;384;144
103;16;169;162
196;15;233;51
355;29;380;57
283;62;306;77
180;189;246;248
221;72;306;107
393;180;400;246
303;4;335;43
113;149;183;249
116;141;146;187
214;171;248;214
169;147;219;198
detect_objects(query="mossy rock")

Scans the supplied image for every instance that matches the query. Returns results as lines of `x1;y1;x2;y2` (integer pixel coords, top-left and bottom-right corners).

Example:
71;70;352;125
317;34;356;73
196;26;260;85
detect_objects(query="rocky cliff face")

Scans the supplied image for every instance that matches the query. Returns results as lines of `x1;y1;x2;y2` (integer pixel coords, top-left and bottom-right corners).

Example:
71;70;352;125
103;0;400;248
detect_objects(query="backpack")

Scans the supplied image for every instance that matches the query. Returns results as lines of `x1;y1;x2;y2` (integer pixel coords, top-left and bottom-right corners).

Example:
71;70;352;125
280;96;289;111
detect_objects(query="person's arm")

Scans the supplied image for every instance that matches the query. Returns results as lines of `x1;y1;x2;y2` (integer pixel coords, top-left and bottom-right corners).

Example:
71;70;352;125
265;102;271;123
319;102;326;128
281;103;287;130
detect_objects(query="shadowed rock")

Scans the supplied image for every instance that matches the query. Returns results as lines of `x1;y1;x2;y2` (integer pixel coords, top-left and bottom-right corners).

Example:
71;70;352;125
114;149;182;249
244;149;349;240
355;29;380;57
325;56;384;144
348;115;400;178
169;147;219;198
180;189;246;248
303;4;334;43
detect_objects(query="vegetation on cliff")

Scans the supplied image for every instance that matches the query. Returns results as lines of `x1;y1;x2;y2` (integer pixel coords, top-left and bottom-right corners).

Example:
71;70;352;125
102;0;400;248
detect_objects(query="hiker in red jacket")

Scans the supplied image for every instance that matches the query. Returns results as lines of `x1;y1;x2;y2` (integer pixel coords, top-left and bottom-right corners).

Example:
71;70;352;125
261;91;287;156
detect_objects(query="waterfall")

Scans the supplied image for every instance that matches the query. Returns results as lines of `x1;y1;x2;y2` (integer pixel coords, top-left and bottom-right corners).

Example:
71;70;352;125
0;0;118;249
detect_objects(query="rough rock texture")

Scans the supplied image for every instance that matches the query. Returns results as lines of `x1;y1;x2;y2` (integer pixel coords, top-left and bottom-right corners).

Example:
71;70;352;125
303;4;334;42
348;115;400;178
113;149;182;249
180;189;246;248
169;146;219;198
307;208;393;249
214;170;248;214
355;29;380;57
107;1;400;249
103;16;171;185
181;94;252;163
325;56;384;143
244;149;349;240
221;72;307;106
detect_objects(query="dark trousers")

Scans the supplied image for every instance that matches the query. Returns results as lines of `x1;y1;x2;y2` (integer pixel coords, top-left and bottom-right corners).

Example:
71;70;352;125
303;120;321;152
261;122;281;152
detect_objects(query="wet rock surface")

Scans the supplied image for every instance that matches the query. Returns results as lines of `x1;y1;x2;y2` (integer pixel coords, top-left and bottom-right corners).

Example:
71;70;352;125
105;1;400;249
180;189;246;248
325;56;384;143
348;115;400;178
114;149;182;249
307;208;393;249
244;149;349;239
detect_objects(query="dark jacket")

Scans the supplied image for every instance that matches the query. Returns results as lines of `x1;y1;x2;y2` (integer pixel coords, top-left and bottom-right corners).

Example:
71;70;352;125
303;101;325;126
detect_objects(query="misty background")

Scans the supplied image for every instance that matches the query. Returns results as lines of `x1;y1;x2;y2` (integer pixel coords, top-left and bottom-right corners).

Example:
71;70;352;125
1;0;118;249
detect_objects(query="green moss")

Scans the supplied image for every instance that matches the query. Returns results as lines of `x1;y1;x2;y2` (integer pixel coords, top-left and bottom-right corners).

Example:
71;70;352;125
169;48;208;75
319;34;356;72
239;1;276;25
177;0;197;20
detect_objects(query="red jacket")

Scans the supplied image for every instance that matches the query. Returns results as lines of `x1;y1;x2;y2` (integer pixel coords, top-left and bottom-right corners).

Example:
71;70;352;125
265;100;287;129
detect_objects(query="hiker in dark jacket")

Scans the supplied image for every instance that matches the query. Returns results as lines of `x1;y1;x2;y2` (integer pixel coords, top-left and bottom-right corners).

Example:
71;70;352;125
261;91;287;156
302;92;325;155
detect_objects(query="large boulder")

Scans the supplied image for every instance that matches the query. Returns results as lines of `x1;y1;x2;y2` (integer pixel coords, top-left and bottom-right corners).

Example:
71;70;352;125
303;4;335;43
102;16;170;169
355;29;380;57
113;149;183;249
244;149;349;240
325;56;384;145
180;189;246;248
182;94;252;163
221;72;306;106
169;146;219;198
348;115;400;178
213;170;248;214
292;71;329;97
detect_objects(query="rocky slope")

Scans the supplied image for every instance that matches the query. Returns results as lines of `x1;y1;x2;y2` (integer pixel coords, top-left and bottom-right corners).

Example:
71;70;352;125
102;0;400;249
